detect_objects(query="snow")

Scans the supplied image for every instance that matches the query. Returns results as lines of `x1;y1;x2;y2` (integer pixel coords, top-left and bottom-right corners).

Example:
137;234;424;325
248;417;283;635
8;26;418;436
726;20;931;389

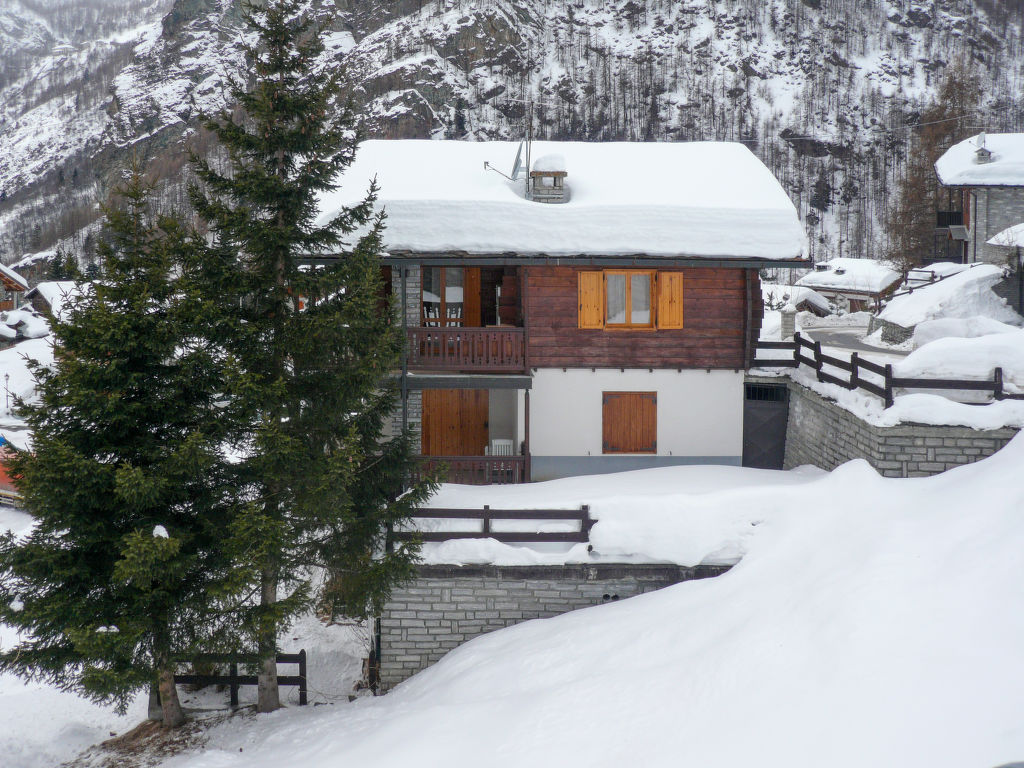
316;140;808;260
987;221;1024;249
136;434;1024;768
895;330;1024;394
878;264;1019;328
1;308;49;339
0;337;54;418
0;263;28;291
152;525;168;538
761;282;830;313
24;280;77;321
795;257;901;294
935;132;1024;186
531;153;566;173
912;316;1020;348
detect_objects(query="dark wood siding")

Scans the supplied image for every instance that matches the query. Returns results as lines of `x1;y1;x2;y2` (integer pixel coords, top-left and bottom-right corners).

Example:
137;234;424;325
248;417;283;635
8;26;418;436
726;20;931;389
526;266;759;369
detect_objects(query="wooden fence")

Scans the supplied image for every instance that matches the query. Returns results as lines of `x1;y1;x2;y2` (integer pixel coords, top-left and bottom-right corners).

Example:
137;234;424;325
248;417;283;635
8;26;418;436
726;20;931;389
754;332;1024;408
390;504;594;547
173;650;307;706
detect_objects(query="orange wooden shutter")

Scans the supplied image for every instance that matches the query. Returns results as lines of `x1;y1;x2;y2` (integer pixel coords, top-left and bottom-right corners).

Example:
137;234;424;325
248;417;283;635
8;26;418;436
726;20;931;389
656;272;684;329
578;271;604;329
602;392;657;454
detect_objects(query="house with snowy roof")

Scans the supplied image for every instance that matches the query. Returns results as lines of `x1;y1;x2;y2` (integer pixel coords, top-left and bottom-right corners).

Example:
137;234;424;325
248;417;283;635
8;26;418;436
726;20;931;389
0;263;28;311
934;133;1024;268
794;257;902;312
316;140;808;482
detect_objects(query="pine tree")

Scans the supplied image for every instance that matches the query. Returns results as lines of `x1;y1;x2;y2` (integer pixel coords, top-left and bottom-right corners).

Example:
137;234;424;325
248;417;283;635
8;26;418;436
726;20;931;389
189;0;431;712
0;169;239;728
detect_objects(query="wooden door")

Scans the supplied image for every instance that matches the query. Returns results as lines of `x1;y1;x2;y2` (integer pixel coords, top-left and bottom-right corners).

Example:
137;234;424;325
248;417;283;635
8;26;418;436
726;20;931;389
422;389;489;456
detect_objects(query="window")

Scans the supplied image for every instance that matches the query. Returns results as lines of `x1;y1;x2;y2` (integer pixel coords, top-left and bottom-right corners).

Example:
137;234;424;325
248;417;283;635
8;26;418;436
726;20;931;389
422;267;464;326
602;392;657;454
578;270;683;330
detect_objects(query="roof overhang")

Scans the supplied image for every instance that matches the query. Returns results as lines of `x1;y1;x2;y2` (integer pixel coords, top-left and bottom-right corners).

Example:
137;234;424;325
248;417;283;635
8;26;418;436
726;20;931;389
301;253;810;270
397;373;532;390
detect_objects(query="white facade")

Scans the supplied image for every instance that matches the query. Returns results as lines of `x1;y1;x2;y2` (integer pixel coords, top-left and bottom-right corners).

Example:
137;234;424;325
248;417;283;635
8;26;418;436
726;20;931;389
528;368;744;480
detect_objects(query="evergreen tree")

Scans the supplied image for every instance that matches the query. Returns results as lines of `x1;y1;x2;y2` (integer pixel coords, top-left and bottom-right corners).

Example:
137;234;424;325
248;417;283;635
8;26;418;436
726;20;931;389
189;0;431;712
0;169;239;728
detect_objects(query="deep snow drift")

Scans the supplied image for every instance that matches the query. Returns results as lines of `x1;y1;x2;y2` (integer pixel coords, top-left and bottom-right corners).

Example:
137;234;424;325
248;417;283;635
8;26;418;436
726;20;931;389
124;436;1024;768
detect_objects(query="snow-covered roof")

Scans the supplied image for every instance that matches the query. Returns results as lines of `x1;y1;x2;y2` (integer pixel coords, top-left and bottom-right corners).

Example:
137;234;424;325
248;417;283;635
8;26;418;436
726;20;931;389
761;283;830;313
24;281;78;321
316;140;808;261
878;263;1019;328
988;222;1024;249
935;133;1024;187
794;258;902;295
0;263;28;291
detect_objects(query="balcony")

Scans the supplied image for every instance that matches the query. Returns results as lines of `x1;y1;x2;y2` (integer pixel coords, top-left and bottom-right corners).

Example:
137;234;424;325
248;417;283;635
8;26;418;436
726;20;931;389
406;327;526;373
413;455;528;485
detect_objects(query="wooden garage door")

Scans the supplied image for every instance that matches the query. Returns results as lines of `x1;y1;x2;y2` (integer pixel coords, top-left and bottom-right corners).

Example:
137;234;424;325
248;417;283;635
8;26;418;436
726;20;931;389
422;389;489;456
602;392;657;454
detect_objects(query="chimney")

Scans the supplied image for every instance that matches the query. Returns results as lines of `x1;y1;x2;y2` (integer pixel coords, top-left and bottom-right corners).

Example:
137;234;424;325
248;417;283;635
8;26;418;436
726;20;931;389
975;133;993;164
529;153;568;203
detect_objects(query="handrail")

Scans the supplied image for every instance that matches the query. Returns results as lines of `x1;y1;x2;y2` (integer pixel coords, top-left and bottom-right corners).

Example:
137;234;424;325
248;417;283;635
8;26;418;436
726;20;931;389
407;326;526;372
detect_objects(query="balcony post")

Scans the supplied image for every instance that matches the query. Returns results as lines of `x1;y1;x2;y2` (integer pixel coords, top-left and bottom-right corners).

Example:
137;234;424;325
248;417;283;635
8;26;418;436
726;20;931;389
401;265;408;433
524;389;531;482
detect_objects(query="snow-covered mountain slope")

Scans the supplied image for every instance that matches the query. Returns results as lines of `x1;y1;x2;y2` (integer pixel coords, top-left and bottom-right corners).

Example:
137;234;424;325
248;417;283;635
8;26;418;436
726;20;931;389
1;0;1023;268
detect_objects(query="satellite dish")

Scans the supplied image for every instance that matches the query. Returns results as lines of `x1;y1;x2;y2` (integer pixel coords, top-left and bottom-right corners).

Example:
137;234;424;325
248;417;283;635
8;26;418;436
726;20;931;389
511;140;525;179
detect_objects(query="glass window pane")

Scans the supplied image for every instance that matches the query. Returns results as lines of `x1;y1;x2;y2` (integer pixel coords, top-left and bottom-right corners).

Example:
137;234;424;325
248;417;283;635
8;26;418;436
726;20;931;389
606;273;626;324
444;267;464;326
631;273;651;324
422;267;442;325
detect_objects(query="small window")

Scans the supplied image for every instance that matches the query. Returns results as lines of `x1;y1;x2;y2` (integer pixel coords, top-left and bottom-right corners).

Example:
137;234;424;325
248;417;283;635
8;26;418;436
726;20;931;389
605;270;654;328
602;391;657;454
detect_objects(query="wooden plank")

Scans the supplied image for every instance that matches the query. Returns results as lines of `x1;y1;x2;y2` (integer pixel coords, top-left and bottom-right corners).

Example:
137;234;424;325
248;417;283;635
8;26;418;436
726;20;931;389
656;272;684;328
412;508;587;520
463;267;481;327
577;271;604;329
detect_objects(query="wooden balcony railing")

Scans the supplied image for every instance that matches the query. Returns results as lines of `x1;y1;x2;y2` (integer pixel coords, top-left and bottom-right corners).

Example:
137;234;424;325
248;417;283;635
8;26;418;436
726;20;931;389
414;455;527;485
407;327;526;372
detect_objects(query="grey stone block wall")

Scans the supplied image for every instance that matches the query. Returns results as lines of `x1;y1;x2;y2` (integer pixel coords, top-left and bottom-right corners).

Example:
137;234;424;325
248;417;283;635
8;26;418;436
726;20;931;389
867;315;913;344
973;187;1024;266
379;563;728;689
387;266;422;448
783;380;1018;477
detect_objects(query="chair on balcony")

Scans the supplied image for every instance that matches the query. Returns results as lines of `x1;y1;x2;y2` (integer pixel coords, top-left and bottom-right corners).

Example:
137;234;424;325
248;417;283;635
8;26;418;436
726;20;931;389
486;439;515;456
485;439;517;483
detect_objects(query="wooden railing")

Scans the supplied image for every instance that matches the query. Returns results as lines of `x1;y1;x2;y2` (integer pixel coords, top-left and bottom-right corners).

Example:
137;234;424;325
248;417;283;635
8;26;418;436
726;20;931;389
406;327;526;372
753;332;1024;408
414;455;527;485
173;650;307;707
391;504;594;545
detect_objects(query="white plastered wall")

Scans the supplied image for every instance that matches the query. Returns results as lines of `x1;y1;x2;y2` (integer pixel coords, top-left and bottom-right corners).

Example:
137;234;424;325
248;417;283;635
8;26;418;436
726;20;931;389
529;368;744;459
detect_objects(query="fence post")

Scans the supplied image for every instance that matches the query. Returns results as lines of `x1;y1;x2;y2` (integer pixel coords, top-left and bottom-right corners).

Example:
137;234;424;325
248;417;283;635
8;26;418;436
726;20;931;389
792;332;801;368
884;363;894;408
814;340;823;381
298;649;308;706
482;505;490;536
994;367;1004;400
229;662;239;707
849;352;859;390
581;504;594;538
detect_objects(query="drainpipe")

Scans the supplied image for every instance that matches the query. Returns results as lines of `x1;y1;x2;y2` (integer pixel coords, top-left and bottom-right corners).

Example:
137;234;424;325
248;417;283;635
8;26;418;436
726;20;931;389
401;265;408;433
971;190;978;263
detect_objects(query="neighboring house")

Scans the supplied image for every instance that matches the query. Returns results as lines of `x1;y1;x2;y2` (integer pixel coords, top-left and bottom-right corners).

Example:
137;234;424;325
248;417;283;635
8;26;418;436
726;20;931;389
23;280;77;319
761;283;830;317
934;133;1024;267
316;140;808;483
794;257;902;312
0;263;28;311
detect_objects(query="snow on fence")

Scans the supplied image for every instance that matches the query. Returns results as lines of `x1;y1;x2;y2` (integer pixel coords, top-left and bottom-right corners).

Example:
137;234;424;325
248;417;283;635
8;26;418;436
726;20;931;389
754;332;1024;408
389;505;594;548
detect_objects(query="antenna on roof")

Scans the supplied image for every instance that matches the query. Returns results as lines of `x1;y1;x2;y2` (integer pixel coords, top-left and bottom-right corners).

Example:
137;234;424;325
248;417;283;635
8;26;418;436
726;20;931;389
483;140;526;182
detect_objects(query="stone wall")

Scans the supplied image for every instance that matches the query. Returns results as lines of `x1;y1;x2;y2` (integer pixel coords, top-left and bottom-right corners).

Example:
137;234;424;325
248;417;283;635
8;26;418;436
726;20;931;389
783;380;1018;477
866;315;913;345
379;563;728;689
974;187;1024;266
388;265;422;448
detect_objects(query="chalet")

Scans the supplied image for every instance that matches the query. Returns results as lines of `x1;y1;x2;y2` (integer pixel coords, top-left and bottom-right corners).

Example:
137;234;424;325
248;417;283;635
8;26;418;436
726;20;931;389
794;257;902;313
934;133;1024;267
0;263;28;311
316;140;808;483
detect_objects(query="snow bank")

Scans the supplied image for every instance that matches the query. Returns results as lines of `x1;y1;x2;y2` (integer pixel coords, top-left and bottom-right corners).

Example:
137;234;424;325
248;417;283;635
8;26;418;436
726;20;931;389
895;329;1024;393
1;308;49;339
156;435;1024;768
0;337;53;418
912;315;1019;348
988;222;1024;249
878;264;1019;327
795;257;901;294
316;140;807;260
935;132;1024;186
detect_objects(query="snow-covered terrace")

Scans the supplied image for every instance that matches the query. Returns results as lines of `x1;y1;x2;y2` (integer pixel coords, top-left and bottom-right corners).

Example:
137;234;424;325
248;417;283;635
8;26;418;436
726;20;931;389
316;140;808;261
935;132;1024;186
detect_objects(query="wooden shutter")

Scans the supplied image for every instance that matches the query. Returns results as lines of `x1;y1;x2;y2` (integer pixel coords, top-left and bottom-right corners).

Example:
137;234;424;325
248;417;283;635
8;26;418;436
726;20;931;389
656;272;684;329
602;392;657;454
578;271;604;329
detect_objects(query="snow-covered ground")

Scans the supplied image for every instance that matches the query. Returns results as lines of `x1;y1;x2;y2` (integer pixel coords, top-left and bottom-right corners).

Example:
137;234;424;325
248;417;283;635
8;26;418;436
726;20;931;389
878;264;1018;328
108;435;1024;768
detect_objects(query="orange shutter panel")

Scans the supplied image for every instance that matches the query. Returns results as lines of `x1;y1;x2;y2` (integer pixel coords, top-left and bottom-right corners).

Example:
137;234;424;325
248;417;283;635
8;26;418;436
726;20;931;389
578;271;604;329
602;392;657;454
656;272;684;329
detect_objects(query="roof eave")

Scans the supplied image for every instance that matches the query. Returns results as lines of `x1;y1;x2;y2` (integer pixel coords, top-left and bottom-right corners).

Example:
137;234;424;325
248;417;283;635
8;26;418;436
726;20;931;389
301;252;810;269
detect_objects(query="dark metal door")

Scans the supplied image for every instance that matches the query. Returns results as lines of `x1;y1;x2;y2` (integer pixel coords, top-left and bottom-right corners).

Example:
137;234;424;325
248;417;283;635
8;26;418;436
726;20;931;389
742;384;789;470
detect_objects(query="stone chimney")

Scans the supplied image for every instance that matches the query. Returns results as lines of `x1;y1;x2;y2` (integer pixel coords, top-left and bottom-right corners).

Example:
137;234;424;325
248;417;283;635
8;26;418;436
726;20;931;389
530;153;568;203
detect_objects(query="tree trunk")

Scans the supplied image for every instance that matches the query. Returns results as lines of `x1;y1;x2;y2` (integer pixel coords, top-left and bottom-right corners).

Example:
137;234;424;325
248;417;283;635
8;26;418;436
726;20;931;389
157;665;186;728
257;569;281;712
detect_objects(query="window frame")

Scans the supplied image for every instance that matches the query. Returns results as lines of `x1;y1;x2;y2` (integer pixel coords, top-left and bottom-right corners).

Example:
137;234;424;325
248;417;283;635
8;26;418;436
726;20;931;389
421;266;465;327
603;269;656;329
